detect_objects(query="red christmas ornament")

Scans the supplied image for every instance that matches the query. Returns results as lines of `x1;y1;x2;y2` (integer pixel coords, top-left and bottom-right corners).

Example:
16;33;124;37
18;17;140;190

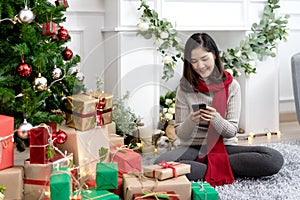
57;26;69;40
62;47;73;61
17;58;32;77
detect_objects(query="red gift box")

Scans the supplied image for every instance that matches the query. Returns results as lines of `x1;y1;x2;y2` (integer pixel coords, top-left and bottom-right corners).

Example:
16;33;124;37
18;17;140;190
29;126;50;164
133;191;179;200
0;115;14;170
111;148;142;173
42;21;57;35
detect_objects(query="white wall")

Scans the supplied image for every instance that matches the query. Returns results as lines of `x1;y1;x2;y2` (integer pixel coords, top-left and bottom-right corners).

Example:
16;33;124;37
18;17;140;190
49;0;106;91
62;0;300;132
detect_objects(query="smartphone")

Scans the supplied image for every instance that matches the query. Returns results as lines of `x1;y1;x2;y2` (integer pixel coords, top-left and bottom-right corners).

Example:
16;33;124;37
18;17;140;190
192;103;206;112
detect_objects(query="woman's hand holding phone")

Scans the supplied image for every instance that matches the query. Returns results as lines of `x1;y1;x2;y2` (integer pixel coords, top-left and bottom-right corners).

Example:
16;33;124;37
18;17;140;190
190;104;216;123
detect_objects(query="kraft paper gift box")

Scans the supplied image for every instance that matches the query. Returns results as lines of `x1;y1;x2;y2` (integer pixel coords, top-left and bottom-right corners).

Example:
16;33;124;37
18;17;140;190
57;125;110;182
65;93;98;131
122;173;191;200
88;91;113;127
0;114;14;170
110;149;142;173
191;182;218;200
50;170;71;200
133;191;179;200
109;133;124;150
29;126;50;164
0;166;24;200
82;189;119;200
24;154;73;200
143;161;191;181
96;162;118;190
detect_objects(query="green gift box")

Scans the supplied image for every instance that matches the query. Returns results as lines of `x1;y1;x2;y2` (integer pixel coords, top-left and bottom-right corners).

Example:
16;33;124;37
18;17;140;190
192;182;218;200
82;189;120;200
96;162;118;190
50;171;71;200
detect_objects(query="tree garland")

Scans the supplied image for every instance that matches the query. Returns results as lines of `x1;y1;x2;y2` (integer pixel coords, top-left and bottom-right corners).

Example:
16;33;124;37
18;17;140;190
137;0;289;80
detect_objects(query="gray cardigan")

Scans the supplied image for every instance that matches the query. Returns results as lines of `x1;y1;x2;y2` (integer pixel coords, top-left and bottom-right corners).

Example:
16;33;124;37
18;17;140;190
174;78;241;146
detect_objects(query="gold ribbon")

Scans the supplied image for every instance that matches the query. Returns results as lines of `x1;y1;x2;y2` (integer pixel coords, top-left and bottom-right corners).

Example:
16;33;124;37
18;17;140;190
134;189;179;200
82;190;114;199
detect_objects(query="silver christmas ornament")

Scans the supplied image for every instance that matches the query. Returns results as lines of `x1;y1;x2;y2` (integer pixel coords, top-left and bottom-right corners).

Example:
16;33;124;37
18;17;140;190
52;66;62;79
76;72;85;82
34;73;48;91
17;119;33;139
18;6;35;23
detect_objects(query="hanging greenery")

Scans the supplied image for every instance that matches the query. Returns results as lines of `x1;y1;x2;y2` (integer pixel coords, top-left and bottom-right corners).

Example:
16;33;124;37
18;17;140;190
137;0;289;80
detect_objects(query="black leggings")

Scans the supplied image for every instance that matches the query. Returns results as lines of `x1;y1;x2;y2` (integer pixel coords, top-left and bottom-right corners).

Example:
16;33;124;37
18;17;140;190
154;145;284;181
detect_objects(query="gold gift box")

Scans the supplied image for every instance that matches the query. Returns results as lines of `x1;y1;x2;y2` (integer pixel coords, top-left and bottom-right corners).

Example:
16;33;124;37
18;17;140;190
65;92;113;131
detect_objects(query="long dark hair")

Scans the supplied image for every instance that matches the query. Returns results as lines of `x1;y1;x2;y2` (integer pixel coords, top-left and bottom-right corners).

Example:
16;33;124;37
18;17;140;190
182;33;225;91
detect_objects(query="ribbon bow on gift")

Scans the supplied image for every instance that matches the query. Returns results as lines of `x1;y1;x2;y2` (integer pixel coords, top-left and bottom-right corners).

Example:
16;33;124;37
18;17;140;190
96;97;106;126
134;189;179;200
154;160;179;178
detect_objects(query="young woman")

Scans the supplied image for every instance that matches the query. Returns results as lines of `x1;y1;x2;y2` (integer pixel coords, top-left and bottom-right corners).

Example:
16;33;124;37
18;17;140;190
154;33;284;186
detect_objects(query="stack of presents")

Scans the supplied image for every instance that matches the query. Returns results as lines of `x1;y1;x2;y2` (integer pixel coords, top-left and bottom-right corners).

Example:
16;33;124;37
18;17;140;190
0;91;219;200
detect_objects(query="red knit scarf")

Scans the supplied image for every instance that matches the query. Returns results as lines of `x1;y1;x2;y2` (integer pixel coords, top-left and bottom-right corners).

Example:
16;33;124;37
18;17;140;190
197;70;234;187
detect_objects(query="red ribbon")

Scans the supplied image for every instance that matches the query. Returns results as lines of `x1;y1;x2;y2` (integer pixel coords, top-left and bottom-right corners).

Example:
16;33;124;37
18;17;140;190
24;179;50;186
96;97;106;126
153;160;179;178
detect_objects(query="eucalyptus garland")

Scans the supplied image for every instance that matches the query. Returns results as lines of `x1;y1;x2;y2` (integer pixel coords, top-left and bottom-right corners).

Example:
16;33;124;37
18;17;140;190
137;0;289;80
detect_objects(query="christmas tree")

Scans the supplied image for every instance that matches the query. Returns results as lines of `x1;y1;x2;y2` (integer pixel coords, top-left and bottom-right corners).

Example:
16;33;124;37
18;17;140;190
0;0;86;151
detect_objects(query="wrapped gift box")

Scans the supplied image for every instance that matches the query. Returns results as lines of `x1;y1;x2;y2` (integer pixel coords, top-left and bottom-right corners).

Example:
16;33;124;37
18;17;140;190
191;182;218;200
88;91;113;126
0;115;14;170
110;149;141;173
29;126;50;164
133;191;179;200
57;125;110;182
0;166;24;200
50;170;71;200
24;154;73;200
65;93;98;131
96;162;118;190
108;133;124;151
123;174;191;200
82;189;119;200
143;161;190;180
42;21;57;35
65;92;113;131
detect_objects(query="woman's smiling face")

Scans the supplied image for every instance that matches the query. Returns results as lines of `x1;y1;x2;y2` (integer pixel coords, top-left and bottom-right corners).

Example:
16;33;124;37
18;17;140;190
190;47;216;78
